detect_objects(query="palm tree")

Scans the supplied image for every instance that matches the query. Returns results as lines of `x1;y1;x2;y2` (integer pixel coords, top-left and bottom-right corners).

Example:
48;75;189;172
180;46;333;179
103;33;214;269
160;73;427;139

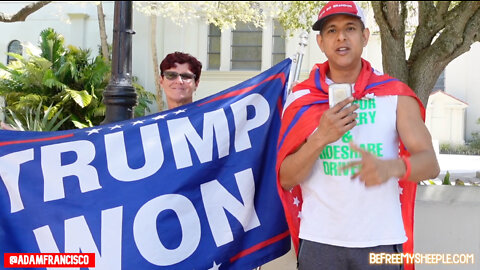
0;28;155;130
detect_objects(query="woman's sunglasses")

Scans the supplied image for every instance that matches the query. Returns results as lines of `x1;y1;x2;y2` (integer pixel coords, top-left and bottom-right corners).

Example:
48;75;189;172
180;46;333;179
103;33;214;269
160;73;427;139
163;71;196;82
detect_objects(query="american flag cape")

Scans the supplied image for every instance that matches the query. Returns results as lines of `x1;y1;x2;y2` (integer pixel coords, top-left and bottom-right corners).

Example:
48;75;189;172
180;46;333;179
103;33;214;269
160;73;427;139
0;58;292;270
276;59;424;270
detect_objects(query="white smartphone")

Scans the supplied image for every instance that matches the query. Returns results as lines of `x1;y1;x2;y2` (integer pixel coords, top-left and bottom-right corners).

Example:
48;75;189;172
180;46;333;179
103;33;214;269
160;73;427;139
329;83;352;108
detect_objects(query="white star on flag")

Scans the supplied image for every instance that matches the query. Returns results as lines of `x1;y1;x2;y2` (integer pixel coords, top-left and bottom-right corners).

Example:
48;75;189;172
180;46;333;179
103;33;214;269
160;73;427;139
152;114;167;120
399;186;403;195
364;93;376;99
297;211;302;219
86;128;101;135
208;261;221;270
132;120;144;125
110;125;122;130
293;197;300;207
174;109;186;115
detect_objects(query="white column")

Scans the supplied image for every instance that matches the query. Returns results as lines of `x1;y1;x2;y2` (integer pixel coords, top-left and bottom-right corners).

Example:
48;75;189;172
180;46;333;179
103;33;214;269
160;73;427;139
197;21;208;68
155;17;165;58
307;31;321;71
261;19;273;71
67;13;89;49
163;20;183;54
220;29;232;71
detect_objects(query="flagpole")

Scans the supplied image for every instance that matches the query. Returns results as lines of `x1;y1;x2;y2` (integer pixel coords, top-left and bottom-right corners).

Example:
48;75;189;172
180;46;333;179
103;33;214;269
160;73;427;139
288;31;309;94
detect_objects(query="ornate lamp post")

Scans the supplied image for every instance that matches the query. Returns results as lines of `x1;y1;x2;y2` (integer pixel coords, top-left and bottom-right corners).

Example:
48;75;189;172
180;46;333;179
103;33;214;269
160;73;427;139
102;1;137;124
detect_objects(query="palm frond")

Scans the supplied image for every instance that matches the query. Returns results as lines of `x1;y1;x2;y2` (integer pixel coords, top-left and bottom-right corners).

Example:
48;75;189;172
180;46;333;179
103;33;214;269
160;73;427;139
3;102;70;131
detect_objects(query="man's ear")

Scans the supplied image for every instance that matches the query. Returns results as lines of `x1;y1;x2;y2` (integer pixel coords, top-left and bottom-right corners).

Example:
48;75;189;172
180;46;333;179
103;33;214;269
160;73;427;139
316;34;325;53
362;28;370;47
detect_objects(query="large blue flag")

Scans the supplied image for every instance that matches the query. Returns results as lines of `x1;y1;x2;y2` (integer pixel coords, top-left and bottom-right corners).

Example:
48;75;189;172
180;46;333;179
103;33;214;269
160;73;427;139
0;59;292;269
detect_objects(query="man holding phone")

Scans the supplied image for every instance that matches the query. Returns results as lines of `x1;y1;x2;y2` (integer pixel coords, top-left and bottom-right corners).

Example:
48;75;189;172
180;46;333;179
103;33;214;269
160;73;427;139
276;1;439;269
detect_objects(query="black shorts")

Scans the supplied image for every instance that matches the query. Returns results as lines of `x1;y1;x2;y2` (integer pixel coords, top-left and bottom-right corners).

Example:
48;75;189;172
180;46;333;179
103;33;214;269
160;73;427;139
298;239;404;270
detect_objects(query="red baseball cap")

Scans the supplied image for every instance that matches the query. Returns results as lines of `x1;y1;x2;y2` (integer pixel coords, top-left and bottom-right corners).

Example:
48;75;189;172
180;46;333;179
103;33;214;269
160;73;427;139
312;1;366;31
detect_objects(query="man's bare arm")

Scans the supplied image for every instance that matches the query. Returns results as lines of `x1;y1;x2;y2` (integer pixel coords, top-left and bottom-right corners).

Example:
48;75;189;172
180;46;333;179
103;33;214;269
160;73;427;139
396;95;440;181
342;96;439;186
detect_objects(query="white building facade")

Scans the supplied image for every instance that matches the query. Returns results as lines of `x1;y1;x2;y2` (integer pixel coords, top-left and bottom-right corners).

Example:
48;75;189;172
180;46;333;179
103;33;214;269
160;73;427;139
1;1;479;142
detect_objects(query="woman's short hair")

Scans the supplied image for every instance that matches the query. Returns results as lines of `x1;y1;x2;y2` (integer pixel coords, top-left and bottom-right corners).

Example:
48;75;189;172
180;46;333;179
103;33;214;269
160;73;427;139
160;52;202;83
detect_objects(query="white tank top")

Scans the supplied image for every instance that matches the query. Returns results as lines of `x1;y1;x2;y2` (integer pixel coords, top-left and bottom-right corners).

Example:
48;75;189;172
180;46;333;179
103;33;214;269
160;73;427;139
299;95;407;247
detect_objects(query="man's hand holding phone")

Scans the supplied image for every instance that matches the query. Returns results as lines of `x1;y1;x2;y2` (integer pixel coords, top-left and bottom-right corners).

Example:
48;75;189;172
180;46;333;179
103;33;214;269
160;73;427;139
310;95;358;147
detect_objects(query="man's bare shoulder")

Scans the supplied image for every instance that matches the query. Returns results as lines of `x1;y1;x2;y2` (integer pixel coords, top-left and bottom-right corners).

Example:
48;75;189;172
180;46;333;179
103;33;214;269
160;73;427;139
397;95;422;117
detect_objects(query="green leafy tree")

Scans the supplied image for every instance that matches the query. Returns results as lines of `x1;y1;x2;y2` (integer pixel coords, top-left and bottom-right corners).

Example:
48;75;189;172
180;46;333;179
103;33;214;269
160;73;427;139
0;28;155;130
279;1;479;106
278;1;479;106
136;1;479;106
371;1;479;106
0;1;51;23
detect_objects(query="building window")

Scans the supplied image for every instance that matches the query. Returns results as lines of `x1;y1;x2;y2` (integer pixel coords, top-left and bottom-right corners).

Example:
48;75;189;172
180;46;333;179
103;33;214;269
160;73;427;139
272;20;286;66
208;24;221;70
231;22;262;70
7;40;22;64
